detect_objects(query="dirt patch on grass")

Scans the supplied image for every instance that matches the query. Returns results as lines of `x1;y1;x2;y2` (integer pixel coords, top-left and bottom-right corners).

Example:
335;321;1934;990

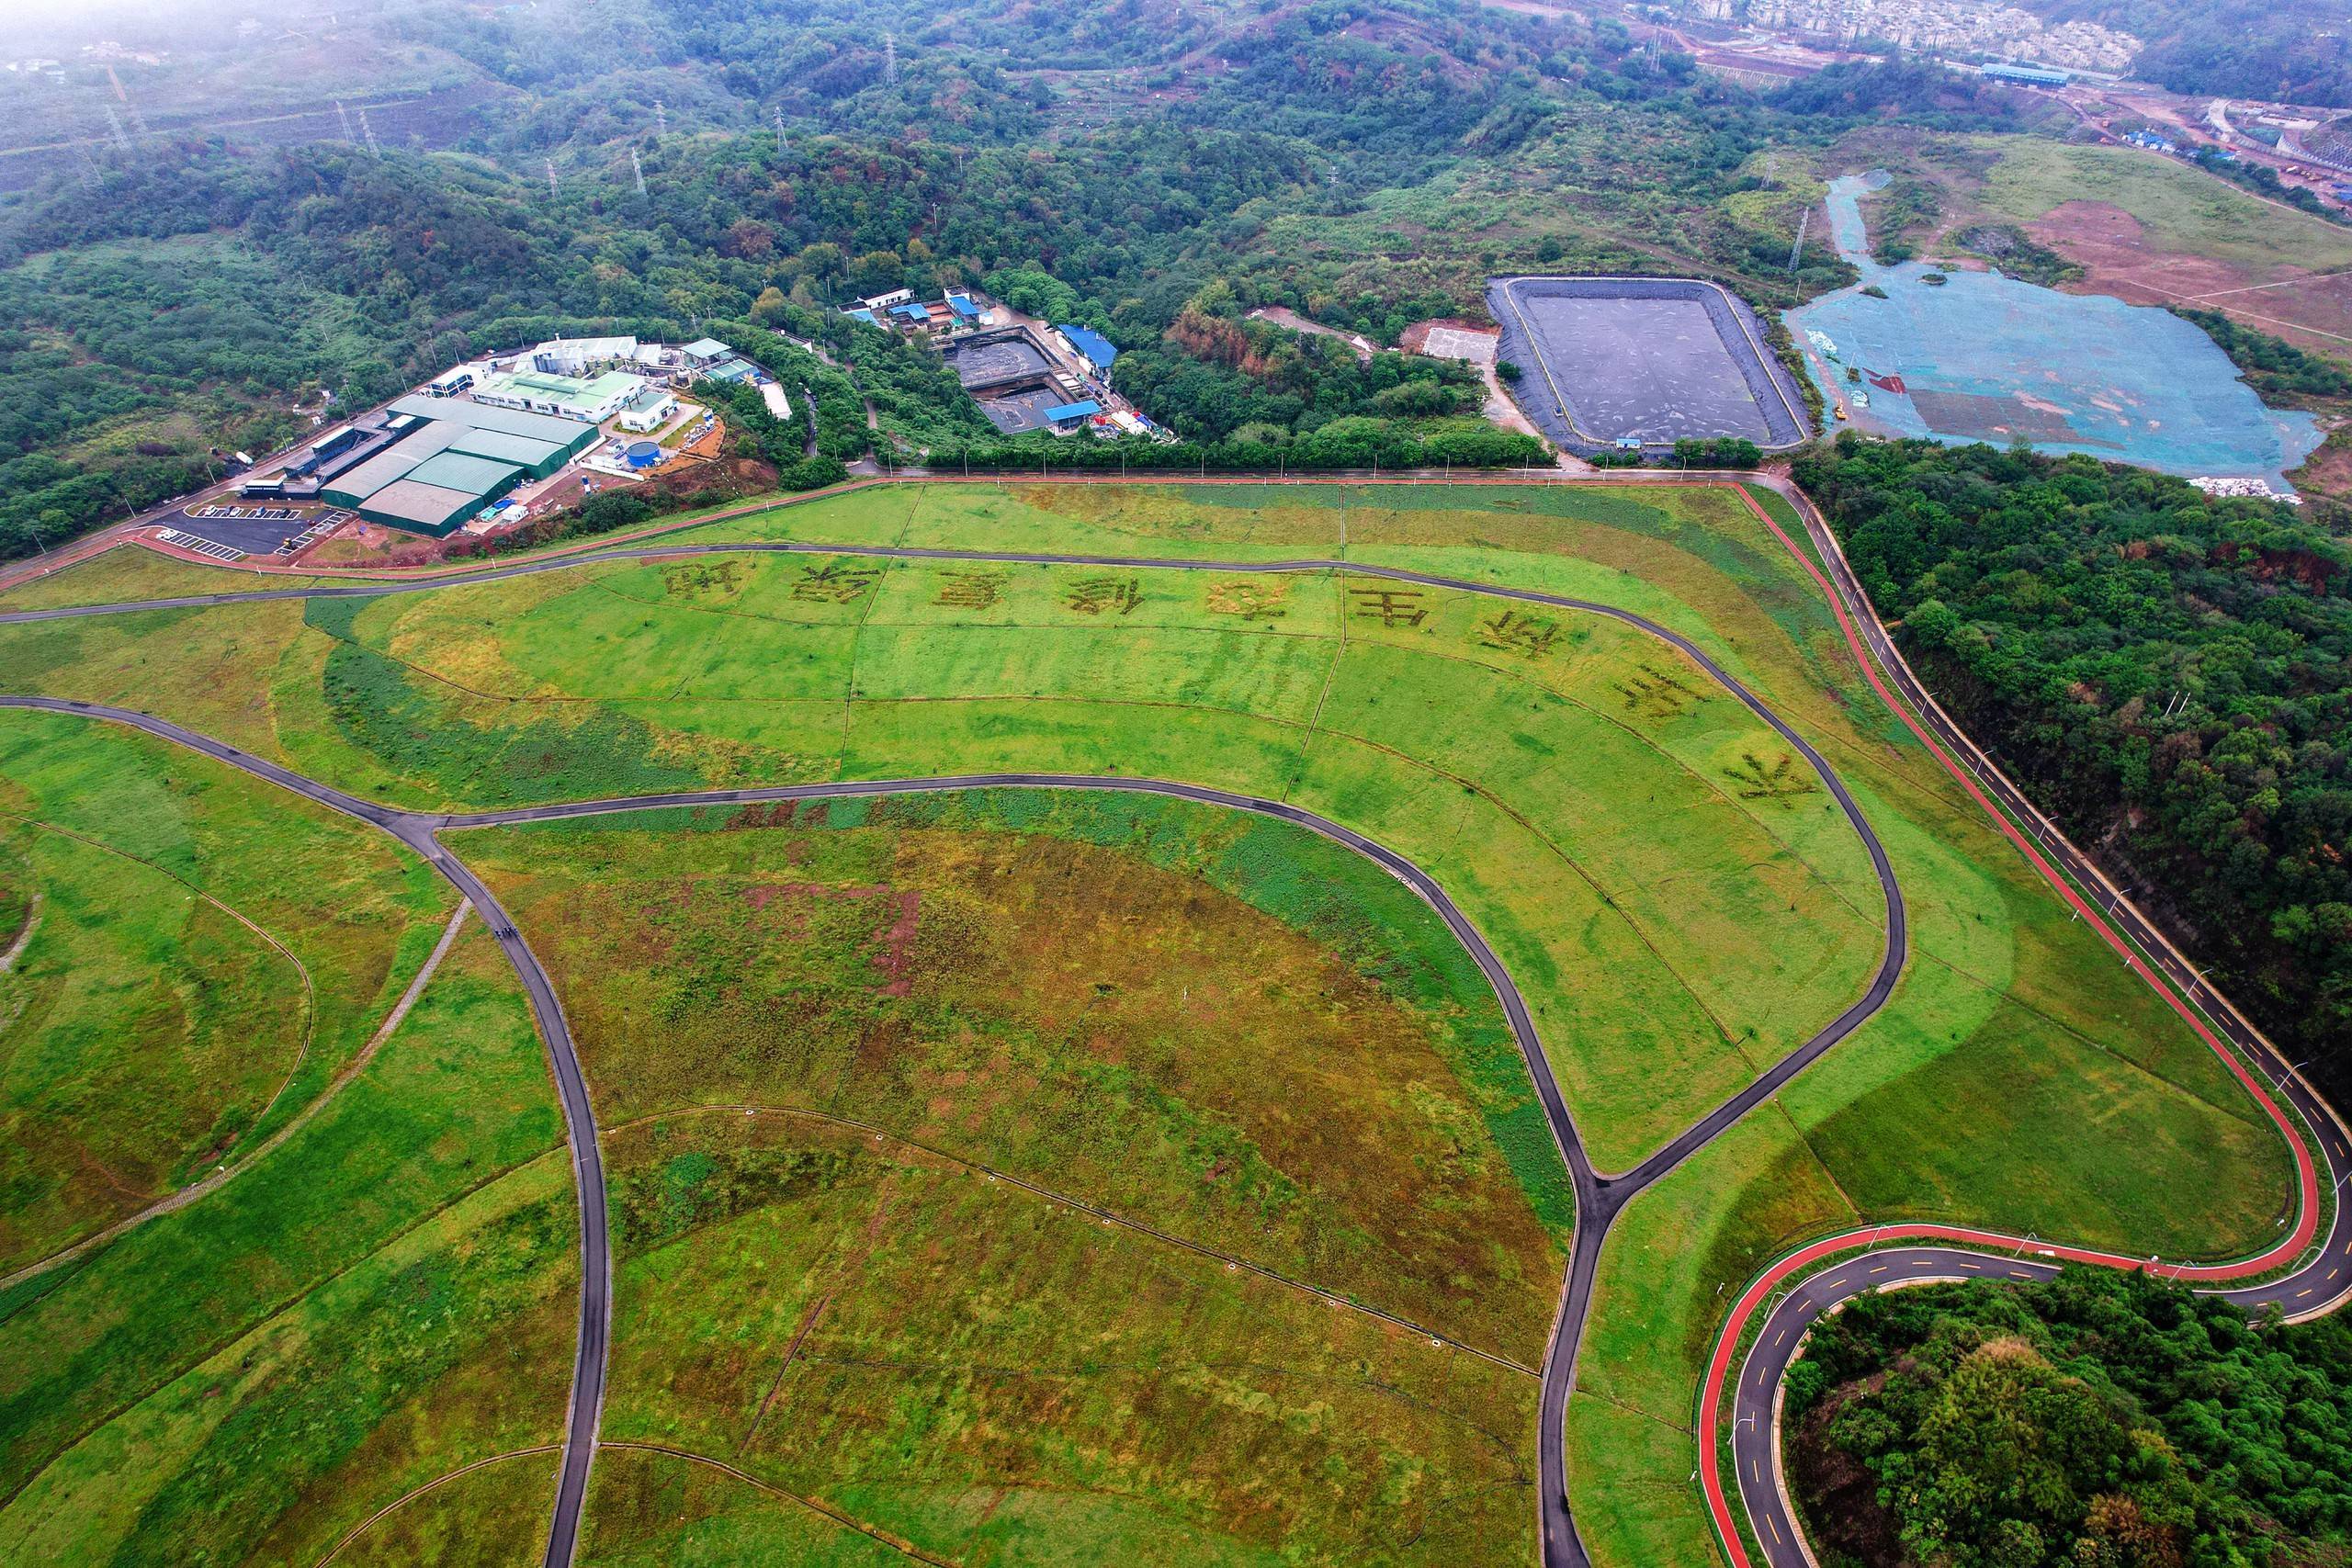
2290;428;2352;516
2026;201;2352;359
301;522;445;570
1789;1375;1903;1566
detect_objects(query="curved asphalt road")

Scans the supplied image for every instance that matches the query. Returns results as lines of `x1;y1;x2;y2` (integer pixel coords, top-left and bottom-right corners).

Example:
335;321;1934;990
0;527;1911;1568
1695;476;2352;1568
12;492;2332;1568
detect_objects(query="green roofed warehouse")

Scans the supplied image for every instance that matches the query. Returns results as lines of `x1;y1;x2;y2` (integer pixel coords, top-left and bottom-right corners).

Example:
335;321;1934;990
356;479;485;535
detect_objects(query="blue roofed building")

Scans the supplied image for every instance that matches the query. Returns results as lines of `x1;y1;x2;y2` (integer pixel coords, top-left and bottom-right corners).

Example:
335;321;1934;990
1055;324;1118;374
890;302;933;326
1043;399;1102;430
1979;62;2071;87
845;307;879;325
946;293;982;322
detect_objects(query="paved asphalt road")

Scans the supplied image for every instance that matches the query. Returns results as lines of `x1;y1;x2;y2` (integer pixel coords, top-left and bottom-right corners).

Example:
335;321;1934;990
0;513;1913;1568
6;484;2342;1568
1694;476;2352;1568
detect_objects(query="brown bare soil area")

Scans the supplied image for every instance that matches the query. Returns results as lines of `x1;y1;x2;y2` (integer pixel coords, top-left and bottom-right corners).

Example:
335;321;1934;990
302;522;441;570
2290;431;2352;511
2028;201;2352;358
469;804;1567;1359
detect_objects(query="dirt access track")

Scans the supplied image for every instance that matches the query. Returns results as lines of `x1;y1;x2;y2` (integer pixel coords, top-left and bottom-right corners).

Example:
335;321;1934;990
2029;200;2352;357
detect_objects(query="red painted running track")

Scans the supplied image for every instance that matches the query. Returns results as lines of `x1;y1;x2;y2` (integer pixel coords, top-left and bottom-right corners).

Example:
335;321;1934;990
1697;484;2324;1568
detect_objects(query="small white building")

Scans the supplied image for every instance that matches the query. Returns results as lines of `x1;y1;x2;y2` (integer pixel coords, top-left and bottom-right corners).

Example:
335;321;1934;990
616;383;681;434
857;288;915;311
530;336;639;376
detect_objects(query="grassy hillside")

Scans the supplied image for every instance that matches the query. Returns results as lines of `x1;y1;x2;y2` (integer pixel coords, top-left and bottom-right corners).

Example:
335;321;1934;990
469;790;1564;1562
0;478;2304;1566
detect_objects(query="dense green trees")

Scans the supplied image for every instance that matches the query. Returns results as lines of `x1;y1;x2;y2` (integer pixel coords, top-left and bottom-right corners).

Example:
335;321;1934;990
929;418;1545;476
1121;304;1487;443
1800;434;2352;1095
1768;61;2052;132
2173;310;2352;402
1788;1267;2352;1567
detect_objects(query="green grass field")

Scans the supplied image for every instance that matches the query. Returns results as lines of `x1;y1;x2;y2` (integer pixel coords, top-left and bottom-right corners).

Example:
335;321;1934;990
0;501;1888;1170
456;788;1562;1563
0;546;353;613
0;478;2304;1566
0;905;575;1566
1973;140;2352;275
0;712;578;1566
0;709;451;1271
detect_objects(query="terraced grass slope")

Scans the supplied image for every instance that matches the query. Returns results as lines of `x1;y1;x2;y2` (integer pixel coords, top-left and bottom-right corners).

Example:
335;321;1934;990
463;789;1566;1564
0;709;447;1271
0;503;1887;1171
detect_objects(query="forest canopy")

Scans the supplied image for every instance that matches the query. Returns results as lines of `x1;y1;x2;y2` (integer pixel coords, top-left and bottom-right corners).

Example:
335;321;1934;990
1798;434;2352;1099
0;0;2044;557
1787;1267;2352;1567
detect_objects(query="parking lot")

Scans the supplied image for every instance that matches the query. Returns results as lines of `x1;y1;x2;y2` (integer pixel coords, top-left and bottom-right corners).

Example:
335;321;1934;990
163;502;345;557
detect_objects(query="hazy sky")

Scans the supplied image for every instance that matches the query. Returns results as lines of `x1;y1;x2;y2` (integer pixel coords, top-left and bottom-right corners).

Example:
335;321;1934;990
19;0;379;54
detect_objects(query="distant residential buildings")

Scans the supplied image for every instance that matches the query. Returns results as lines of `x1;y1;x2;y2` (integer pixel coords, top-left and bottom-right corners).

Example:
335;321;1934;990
1980;62;2070;88
1724;0;2137;73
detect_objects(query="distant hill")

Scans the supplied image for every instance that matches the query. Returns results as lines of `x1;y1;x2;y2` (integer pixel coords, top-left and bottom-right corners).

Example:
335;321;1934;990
2034;0;2352;107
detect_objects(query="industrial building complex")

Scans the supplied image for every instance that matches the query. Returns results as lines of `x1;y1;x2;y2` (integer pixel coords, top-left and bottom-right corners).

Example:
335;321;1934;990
229;333;778;542
247;394;599;535
881;292;1163;440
